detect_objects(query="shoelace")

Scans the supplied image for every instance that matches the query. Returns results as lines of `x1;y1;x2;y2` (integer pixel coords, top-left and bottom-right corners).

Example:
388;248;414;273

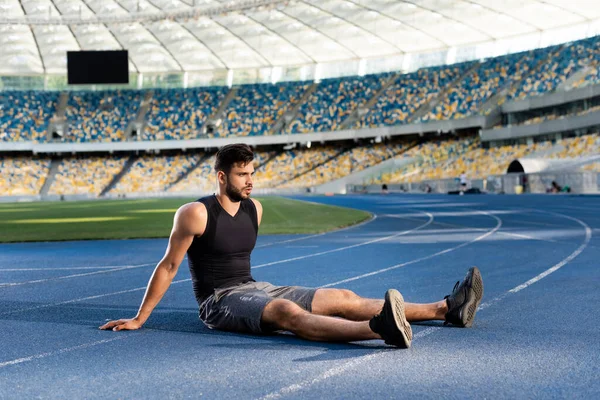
451;280;460;294
444;281;460;300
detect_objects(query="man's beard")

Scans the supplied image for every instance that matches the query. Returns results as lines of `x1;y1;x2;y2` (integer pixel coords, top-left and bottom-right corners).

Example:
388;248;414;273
225;180;249;202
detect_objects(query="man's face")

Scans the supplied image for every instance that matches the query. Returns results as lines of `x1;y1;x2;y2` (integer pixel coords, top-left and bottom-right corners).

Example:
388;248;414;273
221;162;254;202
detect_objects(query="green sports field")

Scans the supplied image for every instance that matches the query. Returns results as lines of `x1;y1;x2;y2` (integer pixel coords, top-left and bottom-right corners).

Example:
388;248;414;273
0;196;371;243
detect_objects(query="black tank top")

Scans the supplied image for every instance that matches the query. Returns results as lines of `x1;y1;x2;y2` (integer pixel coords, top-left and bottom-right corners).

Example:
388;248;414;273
187;195;258;304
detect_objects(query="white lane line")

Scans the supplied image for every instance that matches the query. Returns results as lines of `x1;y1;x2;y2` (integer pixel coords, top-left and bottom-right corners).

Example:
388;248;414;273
553;205;599;212
0;214;431;314
0;210;490;370
0;209;590;371
255;215;378;249
321;211;501;288
0;278;191;316
0;336;130;369
384;213;556;243
252;213;434;270
258;210;592;400
0;265;154;272
0;263;155;288
479;211;592;311
498;218;564;228
260;350;388;400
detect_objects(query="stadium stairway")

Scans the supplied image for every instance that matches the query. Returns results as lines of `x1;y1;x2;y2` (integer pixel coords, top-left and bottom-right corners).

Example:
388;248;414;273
558;64;595;91
47;92;70;142
338;73;401;130
56;92;69;118
269;83;318;135
99;155;137;197
311;140;419;192
277;147;352;187
164;153;214;192
315;155;418;194
407;62;481;123
39;159;62;196
128;91;153;139
256;150;282;170
208;87;239;131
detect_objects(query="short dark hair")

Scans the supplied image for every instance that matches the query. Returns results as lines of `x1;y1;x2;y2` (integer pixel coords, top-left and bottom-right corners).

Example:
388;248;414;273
214;143;254;174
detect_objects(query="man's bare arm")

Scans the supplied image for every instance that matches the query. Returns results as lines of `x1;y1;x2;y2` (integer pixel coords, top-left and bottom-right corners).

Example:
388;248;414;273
251;198;263;226
99;203;206;331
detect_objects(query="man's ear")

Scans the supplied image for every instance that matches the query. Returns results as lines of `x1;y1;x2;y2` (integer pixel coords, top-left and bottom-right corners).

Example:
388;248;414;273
217;170;227;185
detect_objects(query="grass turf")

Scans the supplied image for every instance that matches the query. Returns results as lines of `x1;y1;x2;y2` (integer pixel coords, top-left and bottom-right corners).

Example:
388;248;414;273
0;196;371;243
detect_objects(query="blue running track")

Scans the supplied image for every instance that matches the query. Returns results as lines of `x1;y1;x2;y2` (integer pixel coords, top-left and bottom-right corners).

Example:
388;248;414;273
0;194;598;399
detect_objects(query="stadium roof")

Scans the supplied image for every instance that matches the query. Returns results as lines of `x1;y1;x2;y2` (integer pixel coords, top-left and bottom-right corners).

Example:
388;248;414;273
1;0;600;76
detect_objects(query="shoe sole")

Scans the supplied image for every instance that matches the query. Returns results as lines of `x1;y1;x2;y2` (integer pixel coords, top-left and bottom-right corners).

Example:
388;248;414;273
386;289;412;348
462;267;484;328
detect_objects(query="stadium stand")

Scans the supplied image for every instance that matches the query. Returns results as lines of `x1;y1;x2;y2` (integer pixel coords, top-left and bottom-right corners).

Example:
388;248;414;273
378;136;478;183
548;133;600;159
168;154;217;194
253;146;344;187
144;87;227;140
48;156;129;196
0;156;50;195
65;90;141;142
286;74;392;134
422;51;543;121
373;133;600;185
507;38;600;100
111;153;202;194
356;64;471;128
279;141;412;188
220;82;310;136
582;162;600;171
5;37;600;145
168;150;276;194
0;91;58;142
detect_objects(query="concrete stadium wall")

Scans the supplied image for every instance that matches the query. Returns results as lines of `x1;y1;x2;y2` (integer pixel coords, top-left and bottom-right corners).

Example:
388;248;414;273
502;84;600;113
480;110;600;142
347;172;599;195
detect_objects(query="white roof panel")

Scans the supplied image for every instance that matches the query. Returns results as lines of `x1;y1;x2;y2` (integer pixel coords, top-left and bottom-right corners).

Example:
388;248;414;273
0;0;599;75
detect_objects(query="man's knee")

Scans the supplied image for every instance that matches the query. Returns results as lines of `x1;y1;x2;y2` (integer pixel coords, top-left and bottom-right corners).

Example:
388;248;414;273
262;299;306;331
337;289;359;300
312;288;360;315
317;288;359;301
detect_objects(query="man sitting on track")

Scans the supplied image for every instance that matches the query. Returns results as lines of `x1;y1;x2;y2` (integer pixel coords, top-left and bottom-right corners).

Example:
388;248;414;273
100;144;484;348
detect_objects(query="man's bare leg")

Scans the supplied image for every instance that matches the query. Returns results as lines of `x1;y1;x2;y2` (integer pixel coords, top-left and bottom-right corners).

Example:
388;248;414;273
262;299;380;342
311;288;447;322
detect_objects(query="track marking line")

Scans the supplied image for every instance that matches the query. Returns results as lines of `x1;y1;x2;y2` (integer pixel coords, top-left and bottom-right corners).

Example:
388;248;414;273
0;336;130;369
0;263;155;288
257;210;592;400
0;214;432;314
0;265;154;272
255;215;377;249
0;278;191;316
320;211;501;288
252;213;434;270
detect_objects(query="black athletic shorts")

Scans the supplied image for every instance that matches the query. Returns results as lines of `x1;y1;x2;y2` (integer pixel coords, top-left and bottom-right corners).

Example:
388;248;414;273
198;281;317;334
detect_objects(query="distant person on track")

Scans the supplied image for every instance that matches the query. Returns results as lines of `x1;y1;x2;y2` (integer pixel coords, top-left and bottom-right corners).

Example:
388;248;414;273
100;144;484;348
459;171;468;192
548;180;571;193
